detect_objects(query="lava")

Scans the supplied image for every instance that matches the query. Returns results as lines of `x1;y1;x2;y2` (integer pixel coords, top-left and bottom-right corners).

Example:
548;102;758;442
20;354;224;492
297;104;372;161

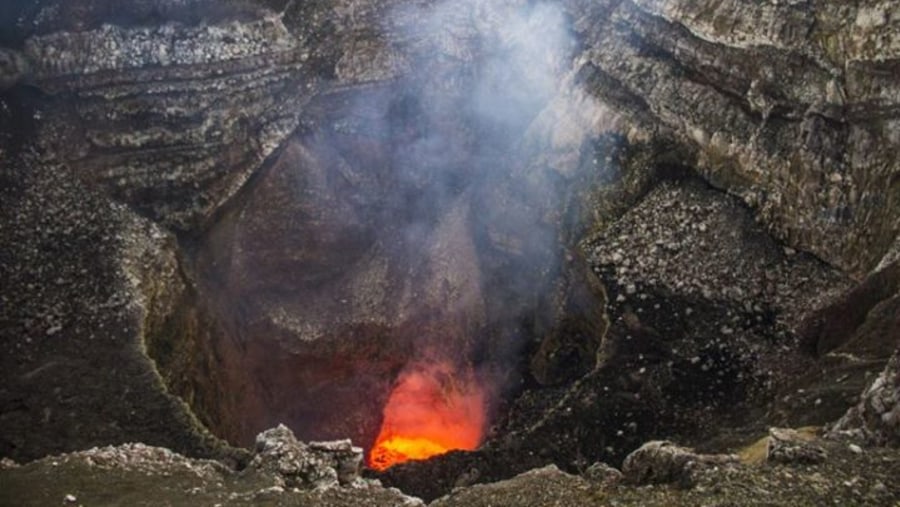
368;362;486;471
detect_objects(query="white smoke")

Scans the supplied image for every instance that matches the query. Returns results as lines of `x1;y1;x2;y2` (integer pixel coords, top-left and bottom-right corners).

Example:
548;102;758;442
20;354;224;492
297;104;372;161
294;0;609;447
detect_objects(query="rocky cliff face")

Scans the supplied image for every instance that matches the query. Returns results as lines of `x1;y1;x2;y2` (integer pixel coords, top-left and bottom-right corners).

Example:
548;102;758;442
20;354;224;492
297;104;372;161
1;0;898;504
567;0;900;277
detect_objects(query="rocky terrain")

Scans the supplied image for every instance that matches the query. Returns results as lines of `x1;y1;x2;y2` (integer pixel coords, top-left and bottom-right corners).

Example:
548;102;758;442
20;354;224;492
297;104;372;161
1;0;899;505
3;424;900;506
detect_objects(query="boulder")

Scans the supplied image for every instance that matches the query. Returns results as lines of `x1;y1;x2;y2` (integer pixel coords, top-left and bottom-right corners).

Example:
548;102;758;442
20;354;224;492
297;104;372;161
582;461;623;488
622;441;738;487
766;428;827;465
248;424;364;490
832;348;900;447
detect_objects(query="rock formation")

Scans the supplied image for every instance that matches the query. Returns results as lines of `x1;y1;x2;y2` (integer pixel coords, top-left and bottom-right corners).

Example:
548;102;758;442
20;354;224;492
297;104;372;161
621;440;738;487
1;0;899;505
832;347;900;446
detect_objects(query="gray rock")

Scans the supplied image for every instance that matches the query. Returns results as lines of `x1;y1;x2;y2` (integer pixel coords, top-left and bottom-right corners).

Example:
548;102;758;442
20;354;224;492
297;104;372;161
622;440;738;487
766;428;827;464
582;461;623;487
831;348;900;446
248;424;364;490
0;438;424;506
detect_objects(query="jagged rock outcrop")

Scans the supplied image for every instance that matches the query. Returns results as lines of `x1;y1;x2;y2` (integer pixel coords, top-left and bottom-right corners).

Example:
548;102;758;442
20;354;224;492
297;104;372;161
247;424;364;489
5;431;900;505
832;348;900;446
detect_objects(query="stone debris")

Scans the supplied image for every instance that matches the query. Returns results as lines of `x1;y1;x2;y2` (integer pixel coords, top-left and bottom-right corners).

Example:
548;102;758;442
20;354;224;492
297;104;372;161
766;428;827;464
248;424;365;490
622;440;739;487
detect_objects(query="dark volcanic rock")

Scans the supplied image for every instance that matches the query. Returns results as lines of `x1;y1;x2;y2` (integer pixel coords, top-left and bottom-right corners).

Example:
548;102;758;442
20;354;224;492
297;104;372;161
1;1;899;506
772;262;899;429
588;179;853;335
0;150;233;463
586;178;860;436
582;461;623;487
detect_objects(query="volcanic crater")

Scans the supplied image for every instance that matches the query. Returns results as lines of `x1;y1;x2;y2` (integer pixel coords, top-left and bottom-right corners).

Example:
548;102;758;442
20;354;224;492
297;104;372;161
2;0;900;505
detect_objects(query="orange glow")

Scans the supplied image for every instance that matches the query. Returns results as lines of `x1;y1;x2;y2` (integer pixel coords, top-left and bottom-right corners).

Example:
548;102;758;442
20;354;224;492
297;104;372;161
368;362;486;471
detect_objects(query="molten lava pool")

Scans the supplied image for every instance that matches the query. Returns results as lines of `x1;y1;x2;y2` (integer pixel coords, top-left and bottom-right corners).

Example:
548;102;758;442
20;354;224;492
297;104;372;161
368;363;486;470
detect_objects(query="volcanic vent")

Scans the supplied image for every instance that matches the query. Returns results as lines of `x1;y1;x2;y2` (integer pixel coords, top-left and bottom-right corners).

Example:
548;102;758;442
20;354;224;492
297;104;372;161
369;362;486;470
147;0;608;470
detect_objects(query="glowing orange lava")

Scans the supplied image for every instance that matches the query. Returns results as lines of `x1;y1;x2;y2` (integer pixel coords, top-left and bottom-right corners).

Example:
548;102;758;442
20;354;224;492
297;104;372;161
368;362;486;471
